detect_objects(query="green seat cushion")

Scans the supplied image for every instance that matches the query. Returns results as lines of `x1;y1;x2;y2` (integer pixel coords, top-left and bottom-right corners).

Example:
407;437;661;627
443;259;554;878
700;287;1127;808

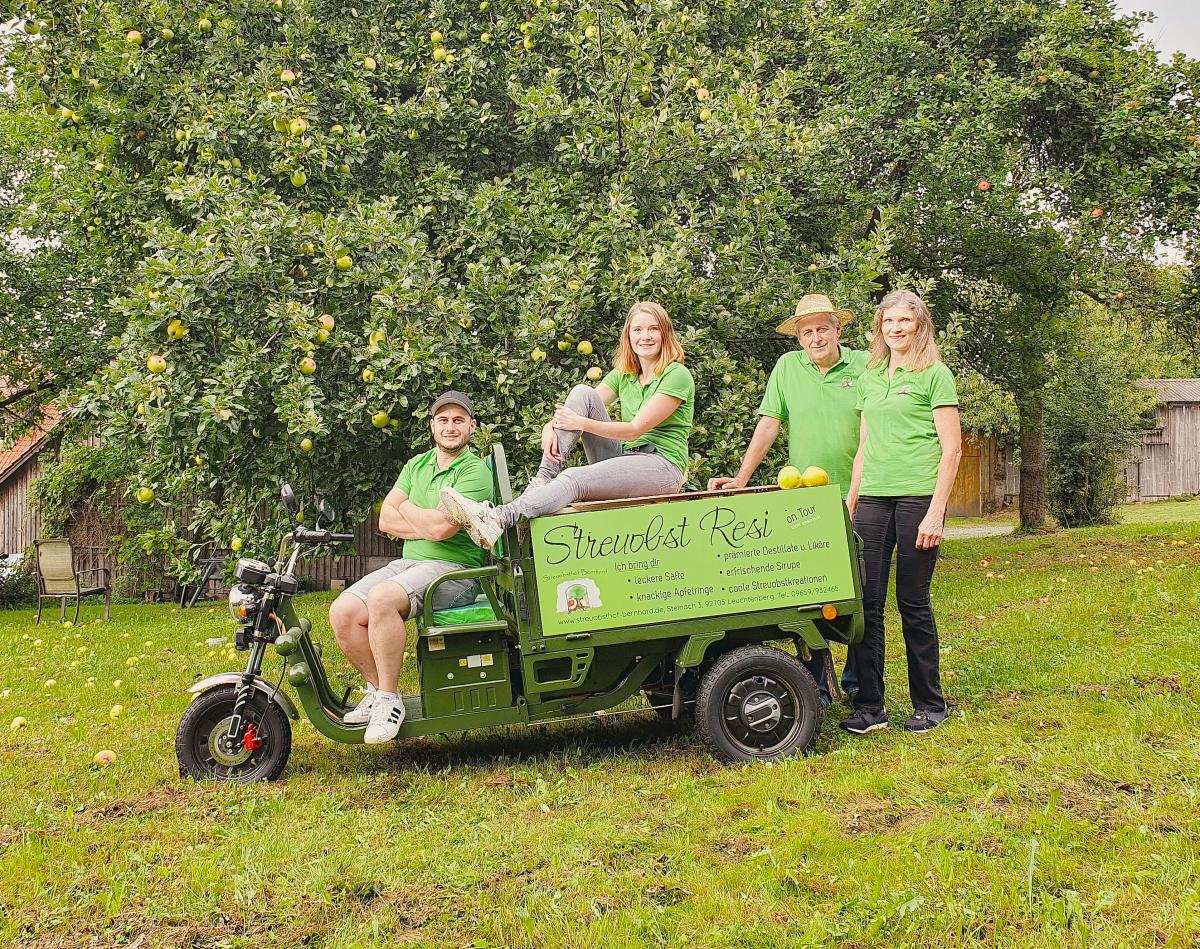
429;595;498;627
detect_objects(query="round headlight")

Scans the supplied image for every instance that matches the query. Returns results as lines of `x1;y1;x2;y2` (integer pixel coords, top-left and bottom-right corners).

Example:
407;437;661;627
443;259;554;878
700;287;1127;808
228;584;260;622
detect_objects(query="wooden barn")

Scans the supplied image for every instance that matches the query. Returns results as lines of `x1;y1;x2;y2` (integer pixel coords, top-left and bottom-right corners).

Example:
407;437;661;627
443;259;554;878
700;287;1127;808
947;433;1018;517
0;407;61;561
1124;379;1200;501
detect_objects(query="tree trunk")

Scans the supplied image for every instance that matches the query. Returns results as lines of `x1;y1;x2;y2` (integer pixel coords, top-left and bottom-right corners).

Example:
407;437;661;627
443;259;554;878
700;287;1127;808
1018;395;1047;530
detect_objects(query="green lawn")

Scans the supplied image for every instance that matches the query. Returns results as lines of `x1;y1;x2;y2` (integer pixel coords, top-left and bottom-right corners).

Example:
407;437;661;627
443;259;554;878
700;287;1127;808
946;497;1200;531
2;510;1199;947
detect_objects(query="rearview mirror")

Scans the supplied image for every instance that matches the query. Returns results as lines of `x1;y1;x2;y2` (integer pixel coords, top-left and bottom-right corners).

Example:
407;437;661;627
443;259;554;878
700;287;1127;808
280;484;299;513
318;499;336;524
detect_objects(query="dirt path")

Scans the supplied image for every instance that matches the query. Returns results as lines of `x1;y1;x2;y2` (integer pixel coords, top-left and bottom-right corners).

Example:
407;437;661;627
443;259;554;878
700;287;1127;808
943;524;1014;539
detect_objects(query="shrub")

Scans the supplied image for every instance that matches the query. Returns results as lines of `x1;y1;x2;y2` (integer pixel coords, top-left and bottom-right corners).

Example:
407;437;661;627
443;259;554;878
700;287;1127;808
0;553;37;608
1046;330;1154;527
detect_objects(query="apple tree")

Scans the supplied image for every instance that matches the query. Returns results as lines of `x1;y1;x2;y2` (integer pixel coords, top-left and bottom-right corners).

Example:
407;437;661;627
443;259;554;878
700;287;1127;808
6;0;893;557
5;0;1198;559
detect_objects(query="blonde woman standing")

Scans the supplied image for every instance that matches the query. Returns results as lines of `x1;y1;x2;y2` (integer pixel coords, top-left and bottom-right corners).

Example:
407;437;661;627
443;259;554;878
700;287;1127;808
442;301;694;549
842;290;962;735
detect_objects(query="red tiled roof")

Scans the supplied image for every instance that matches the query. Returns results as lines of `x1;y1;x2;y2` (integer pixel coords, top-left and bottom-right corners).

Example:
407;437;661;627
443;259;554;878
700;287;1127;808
0;407;62;484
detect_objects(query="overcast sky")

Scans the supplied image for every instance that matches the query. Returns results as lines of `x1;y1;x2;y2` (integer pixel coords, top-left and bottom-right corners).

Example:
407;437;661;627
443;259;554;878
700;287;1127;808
1113;0;1200;59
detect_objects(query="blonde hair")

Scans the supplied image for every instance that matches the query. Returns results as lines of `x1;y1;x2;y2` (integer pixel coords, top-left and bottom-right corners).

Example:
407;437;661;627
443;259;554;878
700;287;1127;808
613;301;686;376
868;290;941;372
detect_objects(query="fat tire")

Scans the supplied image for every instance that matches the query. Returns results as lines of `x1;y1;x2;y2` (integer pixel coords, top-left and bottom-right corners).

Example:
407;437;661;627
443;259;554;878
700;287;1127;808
695;645;822;763
176;684;292;783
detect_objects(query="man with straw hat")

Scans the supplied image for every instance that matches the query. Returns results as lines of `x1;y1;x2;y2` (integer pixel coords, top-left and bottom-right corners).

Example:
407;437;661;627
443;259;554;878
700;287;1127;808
708;293;868;703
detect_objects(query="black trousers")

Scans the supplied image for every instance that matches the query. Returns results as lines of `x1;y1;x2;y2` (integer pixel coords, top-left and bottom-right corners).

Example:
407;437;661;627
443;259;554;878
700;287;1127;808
848;496;946;715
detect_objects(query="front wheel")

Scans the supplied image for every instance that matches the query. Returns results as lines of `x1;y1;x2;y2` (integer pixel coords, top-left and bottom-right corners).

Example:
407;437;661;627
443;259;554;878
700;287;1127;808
176;685;292;782
695;645;822;763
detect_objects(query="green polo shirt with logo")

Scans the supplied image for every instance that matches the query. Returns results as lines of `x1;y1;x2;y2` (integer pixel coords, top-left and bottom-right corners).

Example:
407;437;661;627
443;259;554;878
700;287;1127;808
856;361;959;496
601;362;695;474
757;347;870;498
395;448;493;567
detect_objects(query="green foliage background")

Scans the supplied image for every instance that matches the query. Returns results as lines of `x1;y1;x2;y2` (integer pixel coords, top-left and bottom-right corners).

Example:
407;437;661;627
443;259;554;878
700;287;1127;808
4;0;1199;550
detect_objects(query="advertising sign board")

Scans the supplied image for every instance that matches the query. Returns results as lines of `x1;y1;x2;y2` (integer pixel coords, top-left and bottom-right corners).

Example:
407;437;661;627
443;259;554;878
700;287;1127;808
530;486;855;636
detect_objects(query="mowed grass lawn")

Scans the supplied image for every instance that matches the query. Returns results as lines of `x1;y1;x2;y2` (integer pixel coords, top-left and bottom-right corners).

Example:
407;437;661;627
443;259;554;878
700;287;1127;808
2;503;1199;947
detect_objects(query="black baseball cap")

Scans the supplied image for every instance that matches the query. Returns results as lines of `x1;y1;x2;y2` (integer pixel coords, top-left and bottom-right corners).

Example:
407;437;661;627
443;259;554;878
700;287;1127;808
430;390;475;418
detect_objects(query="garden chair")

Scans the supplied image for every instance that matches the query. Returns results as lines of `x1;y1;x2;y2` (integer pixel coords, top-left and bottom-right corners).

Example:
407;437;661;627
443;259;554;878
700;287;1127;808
34;538;111;625
176;541;230;609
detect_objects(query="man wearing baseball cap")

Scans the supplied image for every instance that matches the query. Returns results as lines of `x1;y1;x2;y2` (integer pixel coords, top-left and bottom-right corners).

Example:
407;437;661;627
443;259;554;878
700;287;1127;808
707;294;868;703
328;390;493;743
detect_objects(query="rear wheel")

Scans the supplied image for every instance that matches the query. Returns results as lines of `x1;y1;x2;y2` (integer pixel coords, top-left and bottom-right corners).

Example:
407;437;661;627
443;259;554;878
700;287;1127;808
176;685;292;782
695;645;822;762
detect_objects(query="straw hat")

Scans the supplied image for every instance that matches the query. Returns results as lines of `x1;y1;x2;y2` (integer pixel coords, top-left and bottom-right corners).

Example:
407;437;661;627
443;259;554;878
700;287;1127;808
775;293;854;336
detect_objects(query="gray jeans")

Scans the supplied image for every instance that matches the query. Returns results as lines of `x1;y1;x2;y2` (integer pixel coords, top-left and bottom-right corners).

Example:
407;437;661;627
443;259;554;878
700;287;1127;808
497;384;685;525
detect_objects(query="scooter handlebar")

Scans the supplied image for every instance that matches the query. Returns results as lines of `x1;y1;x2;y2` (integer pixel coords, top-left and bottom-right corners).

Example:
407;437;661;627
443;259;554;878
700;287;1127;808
293;528;355;544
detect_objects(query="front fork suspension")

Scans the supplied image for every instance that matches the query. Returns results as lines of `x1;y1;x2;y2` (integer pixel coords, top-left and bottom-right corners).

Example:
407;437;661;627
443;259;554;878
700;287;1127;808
222;638;268;749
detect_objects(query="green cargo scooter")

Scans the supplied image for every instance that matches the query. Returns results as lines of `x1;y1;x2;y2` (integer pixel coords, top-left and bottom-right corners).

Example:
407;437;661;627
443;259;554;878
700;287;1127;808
175;445;865;782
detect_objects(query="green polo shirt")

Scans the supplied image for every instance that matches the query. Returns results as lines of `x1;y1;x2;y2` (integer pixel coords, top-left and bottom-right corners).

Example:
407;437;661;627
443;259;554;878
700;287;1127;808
600;362;695;474
856;361;959;496
395;448;493;567
757;347;869;498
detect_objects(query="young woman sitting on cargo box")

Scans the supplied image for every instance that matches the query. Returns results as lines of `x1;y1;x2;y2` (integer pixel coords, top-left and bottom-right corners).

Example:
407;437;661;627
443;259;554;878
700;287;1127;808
441;300;695;550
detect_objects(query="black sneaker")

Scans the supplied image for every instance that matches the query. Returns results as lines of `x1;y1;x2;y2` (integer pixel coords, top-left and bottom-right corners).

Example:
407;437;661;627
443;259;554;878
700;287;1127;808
840;708;889;734
904;708;948;733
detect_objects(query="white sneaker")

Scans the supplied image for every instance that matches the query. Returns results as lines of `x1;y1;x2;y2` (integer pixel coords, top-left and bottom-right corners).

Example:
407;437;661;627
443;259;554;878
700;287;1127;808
342;690;375;725
440;487;505;551
364;694;405;744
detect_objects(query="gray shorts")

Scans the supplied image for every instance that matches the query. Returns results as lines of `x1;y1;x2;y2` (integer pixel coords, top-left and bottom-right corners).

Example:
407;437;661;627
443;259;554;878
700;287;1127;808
343;558;479;619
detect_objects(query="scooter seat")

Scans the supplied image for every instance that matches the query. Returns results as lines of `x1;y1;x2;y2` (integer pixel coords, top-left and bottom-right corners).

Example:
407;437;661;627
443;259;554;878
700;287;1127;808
429;594;498;627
